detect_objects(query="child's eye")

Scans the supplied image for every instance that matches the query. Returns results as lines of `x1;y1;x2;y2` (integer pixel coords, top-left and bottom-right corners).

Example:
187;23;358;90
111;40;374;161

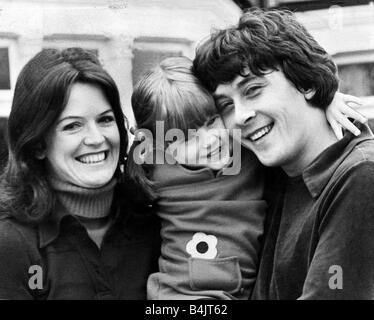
205;116;218;127
62;122;81;131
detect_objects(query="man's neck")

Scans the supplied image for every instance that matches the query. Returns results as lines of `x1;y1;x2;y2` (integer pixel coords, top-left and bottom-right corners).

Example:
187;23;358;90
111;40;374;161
283;117;339;177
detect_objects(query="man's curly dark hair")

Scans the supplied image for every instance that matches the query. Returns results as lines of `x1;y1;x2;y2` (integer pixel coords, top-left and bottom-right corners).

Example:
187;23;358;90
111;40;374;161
193;8;339;110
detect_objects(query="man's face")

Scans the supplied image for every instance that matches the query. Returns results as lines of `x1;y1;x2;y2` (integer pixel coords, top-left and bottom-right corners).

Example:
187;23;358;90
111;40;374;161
214;70;317;170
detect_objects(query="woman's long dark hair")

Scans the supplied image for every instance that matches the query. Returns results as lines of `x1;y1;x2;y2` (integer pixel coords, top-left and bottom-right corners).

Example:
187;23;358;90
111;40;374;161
0;48;129;225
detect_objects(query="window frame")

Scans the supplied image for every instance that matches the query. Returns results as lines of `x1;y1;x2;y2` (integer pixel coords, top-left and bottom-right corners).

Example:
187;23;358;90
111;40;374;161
132;36;194;85
334;50;374;118
0;34;17;117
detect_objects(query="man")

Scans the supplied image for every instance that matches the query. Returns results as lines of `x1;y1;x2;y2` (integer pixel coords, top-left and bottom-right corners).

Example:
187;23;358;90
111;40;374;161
193;9;374;299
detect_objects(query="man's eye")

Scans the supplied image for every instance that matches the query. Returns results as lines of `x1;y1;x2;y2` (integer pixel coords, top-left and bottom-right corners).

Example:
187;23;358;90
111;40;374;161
216;100;234;112
243;85;262;97
62;122;81;131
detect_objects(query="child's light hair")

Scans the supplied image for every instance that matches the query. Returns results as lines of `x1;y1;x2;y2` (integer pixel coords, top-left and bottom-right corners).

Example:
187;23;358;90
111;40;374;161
131;56;217;136
128;56;218;200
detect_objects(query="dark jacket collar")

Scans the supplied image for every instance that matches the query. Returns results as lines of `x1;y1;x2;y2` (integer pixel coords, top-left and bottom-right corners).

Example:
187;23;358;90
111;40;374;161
38;201;70;248
302;122;374;198
38;193;120;249
38;185;155;248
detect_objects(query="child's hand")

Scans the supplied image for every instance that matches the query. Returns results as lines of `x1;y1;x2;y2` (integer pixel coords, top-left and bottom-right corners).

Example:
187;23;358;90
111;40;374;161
326;92;367;140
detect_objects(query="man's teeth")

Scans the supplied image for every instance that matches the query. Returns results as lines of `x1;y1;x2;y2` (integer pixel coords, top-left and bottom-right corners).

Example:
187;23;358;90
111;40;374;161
249;125;273;141
78;152;106;164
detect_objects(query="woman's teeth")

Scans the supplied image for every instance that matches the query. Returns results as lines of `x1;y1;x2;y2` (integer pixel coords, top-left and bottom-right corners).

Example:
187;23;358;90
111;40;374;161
249;124;273;142
77;152;106;164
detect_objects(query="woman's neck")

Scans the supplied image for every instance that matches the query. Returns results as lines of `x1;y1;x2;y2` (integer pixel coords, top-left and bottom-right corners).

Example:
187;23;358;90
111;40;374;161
49;177;117;249
49;177;117;219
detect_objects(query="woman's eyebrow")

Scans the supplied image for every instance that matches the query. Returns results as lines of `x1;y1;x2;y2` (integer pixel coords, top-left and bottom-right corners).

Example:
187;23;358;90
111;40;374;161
57;109;114;125
56;116;82;125
99;109;114;116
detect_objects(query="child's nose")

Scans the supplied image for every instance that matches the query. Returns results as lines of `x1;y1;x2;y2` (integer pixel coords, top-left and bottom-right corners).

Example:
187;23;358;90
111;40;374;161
201;133;218;148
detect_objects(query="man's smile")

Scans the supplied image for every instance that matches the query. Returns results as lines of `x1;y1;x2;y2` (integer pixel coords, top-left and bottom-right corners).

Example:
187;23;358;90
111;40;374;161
247;123;274;142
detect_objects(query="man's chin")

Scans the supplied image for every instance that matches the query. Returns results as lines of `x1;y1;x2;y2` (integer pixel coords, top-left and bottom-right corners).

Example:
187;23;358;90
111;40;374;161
254;153;280;168
241;139;254;152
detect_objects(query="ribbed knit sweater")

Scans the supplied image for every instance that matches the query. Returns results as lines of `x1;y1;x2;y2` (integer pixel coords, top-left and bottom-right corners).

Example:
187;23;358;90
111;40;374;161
49;177;117;248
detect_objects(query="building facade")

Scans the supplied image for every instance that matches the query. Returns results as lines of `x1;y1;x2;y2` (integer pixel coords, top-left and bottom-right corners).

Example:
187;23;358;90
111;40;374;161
1;0;374;122
0;0;241;124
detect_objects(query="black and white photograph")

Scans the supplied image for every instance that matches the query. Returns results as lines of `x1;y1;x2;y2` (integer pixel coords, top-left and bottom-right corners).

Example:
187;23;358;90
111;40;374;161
0;0;374;307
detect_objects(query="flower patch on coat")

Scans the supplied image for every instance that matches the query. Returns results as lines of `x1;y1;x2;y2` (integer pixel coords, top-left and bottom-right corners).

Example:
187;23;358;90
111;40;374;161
186;232;218;259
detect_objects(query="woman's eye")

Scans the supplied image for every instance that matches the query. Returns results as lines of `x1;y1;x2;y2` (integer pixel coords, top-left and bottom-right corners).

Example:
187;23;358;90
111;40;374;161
62;122;81;131
99;115;115;124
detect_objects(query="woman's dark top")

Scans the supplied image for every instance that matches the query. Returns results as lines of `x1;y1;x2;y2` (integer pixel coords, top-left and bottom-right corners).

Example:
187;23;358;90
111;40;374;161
0;199;160;300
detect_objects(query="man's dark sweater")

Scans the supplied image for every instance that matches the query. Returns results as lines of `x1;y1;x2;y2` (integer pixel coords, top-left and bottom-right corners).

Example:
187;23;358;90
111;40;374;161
252;123;374;300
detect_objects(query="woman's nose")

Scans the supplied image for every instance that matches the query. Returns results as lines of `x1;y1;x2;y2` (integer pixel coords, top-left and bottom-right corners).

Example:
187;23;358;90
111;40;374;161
83;125;105;146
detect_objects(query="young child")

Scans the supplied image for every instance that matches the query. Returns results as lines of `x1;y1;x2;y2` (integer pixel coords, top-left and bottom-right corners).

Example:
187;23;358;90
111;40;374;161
127;57;365;300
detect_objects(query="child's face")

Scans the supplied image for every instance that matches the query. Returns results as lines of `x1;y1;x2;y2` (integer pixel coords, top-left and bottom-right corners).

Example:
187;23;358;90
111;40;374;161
169;115;232;171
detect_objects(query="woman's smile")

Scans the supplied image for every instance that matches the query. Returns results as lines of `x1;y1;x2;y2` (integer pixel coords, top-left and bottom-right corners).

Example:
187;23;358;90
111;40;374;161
76;151;108;164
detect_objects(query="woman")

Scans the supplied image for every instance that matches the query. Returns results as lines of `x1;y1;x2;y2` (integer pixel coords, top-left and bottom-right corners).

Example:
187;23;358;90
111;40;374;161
0;48;160;299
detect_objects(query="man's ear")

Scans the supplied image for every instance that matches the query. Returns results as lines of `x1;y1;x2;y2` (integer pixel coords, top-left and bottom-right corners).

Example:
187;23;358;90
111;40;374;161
303;88;316;100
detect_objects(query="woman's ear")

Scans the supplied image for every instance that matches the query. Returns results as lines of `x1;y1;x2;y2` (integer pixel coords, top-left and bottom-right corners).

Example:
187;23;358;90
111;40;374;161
34;143;46;160
35;151;46;160
303;88;316;100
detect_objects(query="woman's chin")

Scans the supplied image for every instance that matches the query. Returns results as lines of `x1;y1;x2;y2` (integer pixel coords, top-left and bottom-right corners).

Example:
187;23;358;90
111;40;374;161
73;172;115;188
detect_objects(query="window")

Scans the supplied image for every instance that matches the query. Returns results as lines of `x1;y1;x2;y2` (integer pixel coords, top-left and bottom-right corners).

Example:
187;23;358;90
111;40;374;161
0;48;10;90
0;117;8;168
43;33;107;66
132;36;194;86
44;47;99;58
132;49;182;86
338;63;374;97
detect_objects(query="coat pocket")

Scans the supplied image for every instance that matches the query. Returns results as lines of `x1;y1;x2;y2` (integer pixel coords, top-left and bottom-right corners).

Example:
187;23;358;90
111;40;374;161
188;256;242;294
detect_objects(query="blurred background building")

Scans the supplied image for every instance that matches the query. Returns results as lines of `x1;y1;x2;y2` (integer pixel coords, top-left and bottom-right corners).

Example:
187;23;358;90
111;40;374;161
238;0;374;120
0;0;374;165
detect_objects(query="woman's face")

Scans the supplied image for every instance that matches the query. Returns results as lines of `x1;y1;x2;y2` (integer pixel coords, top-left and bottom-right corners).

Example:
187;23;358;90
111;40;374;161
44;82;120;188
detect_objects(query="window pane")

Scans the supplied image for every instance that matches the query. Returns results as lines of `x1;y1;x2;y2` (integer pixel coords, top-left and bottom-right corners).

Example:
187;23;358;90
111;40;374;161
132;50;182;86
43;48;99;57
338;63;374;96
0;117;8;169
0;48;10;90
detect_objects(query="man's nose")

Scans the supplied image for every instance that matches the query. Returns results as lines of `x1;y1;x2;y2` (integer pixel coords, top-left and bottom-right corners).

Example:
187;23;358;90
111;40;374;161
234;99;256;126
83;124;105;146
